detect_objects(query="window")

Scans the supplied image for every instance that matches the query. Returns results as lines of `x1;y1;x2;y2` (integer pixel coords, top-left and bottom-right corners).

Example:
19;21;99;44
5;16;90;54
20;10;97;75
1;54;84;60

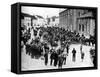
79;24;81;31
78;12;80;16
82;24;84;31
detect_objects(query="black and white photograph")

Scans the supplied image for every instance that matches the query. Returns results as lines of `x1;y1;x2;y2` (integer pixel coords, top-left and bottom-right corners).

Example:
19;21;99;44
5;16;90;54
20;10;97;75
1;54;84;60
20;5;97;71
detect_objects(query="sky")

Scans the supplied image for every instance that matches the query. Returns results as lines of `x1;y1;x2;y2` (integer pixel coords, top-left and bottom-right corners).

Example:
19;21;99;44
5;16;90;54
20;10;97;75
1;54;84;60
21;6;62;18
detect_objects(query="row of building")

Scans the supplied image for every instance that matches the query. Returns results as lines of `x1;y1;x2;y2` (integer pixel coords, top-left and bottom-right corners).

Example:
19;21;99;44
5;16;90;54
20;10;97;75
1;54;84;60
21;13;59;30
21;8;96;38
21;13;46;29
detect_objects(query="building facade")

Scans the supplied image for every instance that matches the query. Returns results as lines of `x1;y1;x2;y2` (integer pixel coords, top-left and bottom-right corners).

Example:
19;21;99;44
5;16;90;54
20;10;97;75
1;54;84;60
21;13;46;28
21;13;37;30
59;9;95;37
34;15;46;27
46;16;59;27
76;10;95;37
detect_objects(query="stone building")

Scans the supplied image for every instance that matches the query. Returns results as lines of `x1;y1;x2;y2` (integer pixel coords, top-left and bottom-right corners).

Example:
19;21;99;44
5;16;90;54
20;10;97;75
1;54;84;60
59;9;95;37
76;10;95;37
59;9;77;31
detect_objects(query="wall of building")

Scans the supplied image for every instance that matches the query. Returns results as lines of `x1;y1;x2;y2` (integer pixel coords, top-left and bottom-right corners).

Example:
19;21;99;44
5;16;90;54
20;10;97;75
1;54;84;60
59;9;77;31
21;17;32;30
77;11;95;37
59;9;95;37
46;16;59;27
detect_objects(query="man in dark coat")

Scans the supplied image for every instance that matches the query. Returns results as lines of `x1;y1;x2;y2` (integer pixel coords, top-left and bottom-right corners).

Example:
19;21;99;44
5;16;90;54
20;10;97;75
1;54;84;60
50;49;55;66
58;54;63;69
53;51;58;67
81;52;85;62
58;49;64;69
44;49;48;66
72;48;76;62
44;46;49;65
66;44;69;56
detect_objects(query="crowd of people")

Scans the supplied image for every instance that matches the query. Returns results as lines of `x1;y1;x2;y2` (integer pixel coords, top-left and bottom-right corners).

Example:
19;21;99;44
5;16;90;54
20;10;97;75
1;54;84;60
21;24;96;68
